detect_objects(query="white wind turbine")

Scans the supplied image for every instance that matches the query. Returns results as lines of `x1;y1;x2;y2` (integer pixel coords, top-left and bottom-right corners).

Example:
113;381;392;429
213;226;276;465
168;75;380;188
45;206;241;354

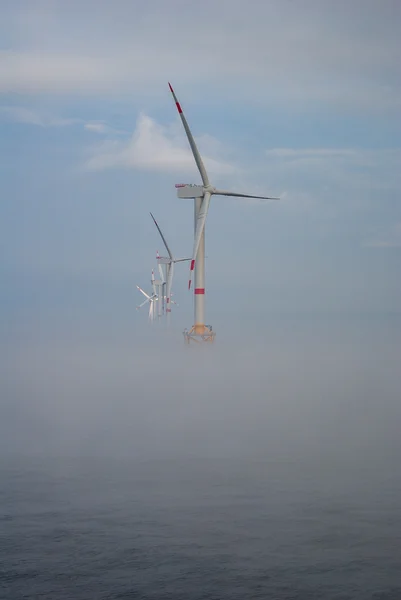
136;274;158;323
168;83;279;342
150;212;191;323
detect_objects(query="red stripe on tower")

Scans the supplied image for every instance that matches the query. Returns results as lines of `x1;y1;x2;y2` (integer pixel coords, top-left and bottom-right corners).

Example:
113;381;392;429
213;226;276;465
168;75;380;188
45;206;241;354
194;288;205;295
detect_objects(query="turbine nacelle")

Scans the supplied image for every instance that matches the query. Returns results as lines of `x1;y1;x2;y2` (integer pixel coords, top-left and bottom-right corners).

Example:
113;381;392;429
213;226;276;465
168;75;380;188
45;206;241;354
176;184;204;199
156;256;171;264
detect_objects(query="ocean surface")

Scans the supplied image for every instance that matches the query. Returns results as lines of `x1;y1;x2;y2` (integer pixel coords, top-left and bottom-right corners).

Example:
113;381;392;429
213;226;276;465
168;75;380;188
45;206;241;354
1;455;400;599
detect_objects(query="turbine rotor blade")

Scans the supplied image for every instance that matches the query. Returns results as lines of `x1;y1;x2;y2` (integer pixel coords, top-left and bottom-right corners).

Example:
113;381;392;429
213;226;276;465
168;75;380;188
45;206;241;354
168;83;210;187
136;285;150;300
188;191;211;289
137;298;150;309
213;189;280;200
158;262;165;283
150;212;174;260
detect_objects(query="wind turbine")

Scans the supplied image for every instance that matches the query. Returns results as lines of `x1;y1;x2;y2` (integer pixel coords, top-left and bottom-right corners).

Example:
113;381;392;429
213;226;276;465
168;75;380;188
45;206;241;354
168;82;279;343
150;212;191;324
136;280;158;323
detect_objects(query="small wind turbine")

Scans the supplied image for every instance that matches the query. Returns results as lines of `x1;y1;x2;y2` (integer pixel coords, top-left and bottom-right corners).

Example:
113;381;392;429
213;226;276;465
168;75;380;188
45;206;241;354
168;83;279;342
136;282;158;323
150;212;191;323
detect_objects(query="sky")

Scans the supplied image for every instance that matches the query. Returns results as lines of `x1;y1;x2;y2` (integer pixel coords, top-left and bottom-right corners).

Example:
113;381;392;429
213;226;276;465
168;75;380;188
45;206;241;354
1;0;400;460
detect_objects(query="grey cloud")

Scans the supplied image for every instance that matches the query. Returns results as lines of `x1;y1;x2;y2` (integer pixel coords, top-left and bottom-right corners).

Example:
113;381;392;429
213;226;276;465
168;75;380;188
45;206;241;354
86;113;235;175
0;105;81;127
84;122;126;135
364;221;401;248
0;0;399;111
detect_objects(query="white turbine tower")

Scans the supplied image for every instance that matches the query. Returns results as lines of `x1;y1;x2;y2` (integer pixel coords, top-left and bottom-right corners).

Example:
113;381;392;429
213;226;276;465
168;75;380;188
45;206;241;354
157;258;166;316
168;83;279;344
150;212;191;324
151;268;164;319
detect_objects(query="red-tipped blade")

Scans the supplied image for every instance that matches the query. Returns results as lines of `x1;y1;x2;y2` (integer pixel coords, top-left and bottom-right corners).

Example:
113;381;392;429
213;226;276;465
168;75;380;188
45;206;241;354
167;82;210;188
168;82;183;114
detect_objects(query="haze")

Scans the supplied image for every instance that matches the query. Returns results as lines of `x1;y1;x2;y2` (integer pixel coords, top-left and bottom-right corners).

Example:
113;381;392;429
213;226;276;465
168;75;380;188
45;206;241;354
1;0;400;467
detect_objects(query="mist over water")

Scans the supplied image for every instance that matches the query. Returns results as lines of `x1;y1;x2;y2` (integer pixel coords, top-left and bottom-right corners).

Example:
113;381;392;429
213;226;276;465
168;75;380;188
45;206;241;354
1;311;400;598
1;312;400;463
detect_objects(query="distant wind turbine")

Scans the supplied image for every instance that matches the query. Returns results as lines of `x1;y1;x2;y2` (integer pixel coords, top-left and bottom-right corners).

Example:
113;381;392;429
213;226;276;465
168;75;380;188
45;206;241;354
150;212;191;324
136;278;158;323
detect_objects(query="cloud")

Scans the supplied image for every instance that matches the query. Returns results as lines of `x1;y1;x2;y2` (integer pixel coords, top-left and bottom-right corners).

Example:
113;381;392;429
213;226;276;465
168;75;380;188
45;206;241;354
84;122;126;135
365;221;401;248
0;105;81;127
0;106;127;136
266;148;359;160
0;50;124;95
0;1;399;112
265;147;401;167
84;123;109;134
263;147;401;194
86;113;235;176
242;146;401;225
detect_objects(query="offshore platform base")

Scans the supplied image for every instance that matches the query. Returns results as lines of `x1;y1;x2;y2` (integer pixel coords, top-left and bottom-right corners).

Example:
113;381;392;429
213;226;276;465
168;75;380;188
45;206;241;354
183;324;216;345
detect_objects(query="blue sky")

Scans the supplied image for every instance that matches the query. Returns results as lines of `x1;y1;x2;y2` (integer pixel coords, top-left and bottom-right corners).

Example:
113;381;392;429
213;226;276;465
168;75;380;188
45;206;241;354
1;0;400;331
